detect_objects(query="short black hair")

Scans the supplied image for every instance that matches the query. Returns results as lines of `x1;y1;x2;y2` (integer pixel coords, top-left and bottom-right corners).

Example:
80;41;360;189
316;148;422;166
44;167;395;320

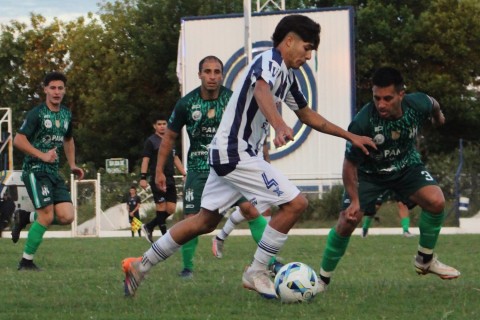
150;111;169;124
272;15;321;49
43;71;67;87
198;56;224;73
372;67;405;92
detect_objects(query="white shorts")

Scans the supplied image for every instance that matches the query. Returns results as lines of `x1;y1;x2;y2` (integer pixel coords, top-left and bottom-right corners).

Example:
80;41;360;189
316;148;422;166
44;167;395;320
201;156;300;214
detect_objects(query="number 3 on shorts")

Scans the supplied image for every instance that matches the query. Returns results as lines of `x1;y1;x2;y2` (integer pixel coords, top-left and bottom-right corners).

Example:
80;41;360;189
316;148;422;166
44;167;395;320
421;170;434;181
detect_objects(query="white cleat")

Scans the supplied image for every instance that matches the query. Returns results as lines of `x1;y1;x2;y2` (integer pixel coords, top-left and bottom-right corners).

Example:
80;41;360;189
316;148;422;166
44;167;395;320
242;266;278;299
414;254;461;280
211;236;224;259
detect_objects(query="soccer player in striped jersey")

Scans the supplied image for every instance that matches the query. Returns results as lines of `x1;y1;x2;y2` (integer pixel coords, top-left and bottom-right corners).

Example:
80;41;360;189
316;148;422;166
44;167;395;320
319;67;460;290
122;14;375;299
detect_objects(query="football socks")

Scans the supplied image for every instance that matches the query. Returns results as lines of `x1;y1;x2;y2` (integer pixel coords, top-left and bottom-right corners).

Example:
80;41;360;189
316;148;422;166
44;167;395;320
418;209;444;250
24;221;47;256
321;228;351;273
248;214;268;244
181;236;198;271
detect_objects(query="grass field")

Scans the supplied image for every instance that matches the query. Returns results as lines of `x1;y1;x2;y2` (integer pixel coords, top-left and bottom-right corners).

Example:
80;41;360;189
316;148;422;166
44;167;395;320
1;234;479;320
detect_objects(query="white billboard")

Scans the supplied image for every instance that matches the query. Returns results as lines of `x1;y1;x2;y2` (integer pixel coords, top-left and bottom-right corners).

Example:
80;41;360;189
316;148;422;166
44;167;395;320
177;8;355;192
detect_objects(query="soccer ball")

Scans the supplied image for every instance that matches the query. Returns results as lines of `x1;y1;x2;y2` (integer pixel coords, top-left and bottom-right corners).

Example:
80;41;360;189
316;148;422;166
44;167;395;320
274;262;319;303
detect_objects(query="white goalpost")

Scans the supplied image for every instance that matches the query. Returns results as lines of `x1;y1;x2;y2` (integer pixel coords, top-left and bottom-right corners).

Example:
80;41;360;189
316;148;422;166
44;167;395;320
71;173;102;237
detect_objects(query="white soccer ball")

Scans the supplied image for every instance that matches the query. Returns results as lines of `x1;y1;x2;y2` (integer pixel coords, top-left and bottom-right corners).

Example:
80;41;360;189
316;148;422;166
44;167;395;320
274;262;319;303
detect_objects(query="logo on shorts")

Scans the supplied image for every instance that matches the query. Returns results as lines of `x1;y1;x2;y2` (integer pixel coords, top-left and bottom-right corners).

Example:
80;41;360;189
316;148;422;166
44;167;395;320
185;188;194;202
261;172;284;197
41;185;50;196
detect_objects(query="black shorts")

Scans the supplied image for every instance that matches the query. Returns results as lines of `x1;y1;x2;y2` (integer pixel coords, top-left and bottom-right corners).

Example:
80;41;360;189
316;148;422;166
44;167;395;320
149;177;177;204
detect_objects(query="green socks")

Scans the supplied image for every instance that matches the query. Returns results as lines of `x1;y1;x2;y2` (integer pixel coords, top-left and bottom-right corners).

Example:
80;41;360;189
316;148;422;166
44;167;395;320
418;210;444;249
321;228;351;273
248;215;268;244
362;216;373;231
24;221;47;255
181;236;199;271
401;217;410;232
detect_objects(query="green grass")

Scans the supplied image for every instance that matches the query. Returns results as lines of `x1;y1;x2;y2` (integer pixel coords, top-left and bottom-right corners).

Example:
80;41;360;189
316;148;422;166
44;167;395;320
1;234;479;320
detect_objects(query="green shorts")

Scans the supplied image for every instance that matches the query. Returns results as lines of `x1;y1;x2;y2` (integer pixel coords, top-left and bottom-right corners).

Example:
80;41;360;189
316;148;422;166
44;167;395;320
342;164;437;215
183;171;247;215
22;172;72;209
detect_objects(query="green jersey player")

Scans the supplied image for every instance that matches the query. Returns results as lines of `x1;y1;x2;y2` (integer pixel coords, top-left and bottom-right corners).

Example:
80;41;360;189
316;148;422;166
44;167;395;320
12;71;84;270
152;56;268;279
319;66;460;289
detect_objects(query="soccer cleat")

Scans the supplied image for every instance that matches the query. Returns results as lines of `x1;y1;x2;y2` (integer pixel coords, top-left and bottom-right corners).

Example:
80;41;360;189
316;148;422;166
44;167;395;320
141;224;153;244
211;236;224;259
362;228;368;238
315;278;328;294
414;254;461;280
403;231;415;238
11;209;30;243
122;257;144;297
178;268;193;279
242;266;278;299
17;259;41;271
268;258;284;276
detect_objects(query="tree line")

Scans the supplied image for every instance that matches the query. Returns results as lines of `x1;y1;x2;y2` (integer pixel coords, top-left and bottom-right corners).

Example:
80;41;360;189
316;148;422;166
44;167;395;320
0;0;479;178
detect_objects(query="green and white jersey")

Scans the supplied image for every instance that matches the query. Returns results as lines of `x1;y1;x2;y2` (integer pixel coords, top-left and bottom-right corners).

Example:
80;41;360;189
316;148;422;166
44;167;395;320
168;86;232;173
18;103;73;176
346;92;433;175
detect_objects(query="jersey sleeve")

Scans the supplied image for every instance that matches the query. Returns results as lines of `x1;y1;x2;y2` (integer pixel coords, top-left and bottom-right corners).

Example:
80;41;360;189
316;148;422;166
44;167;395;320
284;73;308;111
142;138;154;158
17;108;39;138
168;100;187;134
344;107;370;164
405;92;434;120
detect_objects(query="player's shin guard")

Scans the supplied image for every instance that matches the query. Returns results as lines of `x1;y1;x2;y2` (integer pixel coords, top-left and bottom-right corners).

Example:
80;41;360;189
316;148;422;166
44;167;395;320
24;221;47;255
248;215;268;244
418;210;444;250
181;236;198;271
320;228;351;273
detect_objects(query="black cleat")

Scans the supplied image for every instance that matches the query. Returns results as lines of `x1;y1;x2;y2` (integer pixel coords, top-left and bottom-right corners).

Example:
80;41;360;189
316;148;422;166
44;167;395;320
11;209;30;243
18;258;42;271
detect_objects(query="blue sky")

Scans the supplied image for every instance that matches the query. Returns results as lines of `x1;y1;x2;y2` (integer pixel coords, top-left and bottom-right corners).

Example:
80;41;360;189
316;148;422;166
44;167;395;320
0;0;102;24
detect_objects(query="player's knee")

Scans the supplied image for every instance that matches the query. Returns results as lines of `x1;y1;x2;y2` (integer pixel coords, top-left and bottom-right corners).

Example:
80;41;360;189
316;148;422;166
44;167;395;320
291;194;308;214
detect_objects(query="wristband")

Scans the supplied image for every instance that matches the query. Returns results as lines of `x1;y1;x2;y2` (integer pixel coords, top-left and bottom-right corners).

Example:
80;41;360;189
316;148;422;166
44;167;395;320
140;173;147;180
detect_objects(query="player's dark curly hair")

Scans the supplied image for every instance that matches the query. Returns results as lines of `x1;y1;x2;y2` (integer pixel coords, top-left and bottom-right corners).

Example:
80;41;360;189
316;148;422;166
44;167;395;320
272;15;321;49
372;67;405;92
43;71;67;87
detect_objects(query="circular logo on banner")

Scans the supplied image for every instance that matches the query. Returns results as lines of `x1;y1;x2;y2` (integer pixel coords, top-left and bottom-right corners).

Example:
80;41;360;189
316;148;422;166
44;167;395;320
223;41;317;160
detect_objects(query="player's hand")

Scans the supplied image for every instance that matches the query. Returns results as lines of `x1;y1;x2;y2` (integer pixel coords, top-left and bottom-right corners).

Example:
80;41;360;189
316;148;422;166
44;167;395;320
155;172;167;192
42;147;58;163
344;202;361;223
273;125;294;148
139;179;148;190
71;166;85;180
350;135;377;155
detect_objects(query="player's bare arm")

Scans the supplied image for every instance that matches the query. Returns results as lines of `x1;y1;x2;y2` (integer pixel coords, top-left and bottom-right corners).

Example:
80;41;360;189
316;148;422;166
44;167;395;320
155;129;178;192
64;137;84;180
253;79;294;147
342;158;361;223
294;107;376;155
430;97;445;126
140;157;150;189
13;133;57;163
